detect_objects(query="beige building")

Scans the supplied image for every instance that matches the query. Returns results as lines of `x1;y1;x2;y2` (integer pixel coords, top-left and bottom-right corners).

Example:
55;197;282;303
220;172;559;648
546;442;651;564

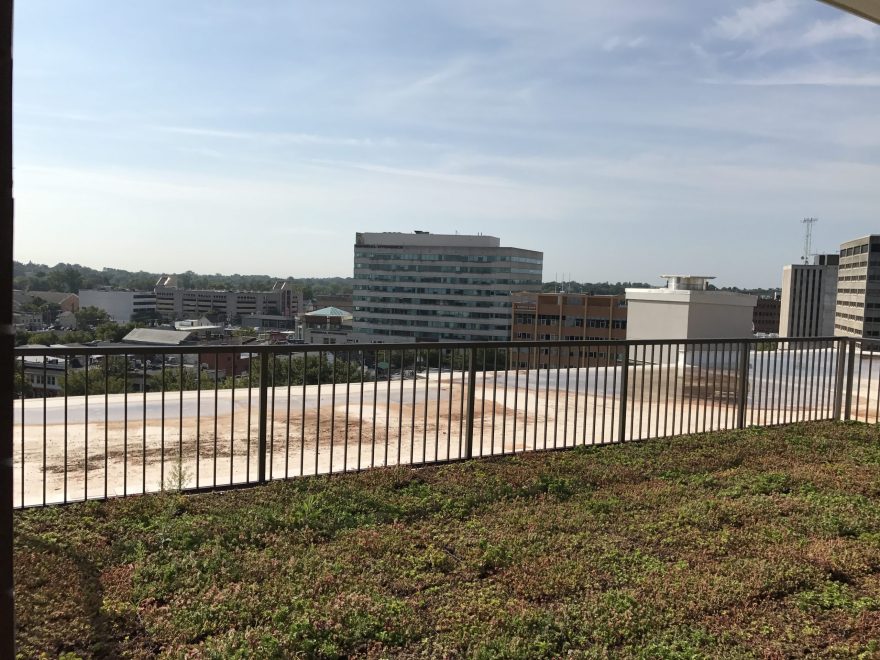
779;255;838;337
154;276;302;324
835;235;880;338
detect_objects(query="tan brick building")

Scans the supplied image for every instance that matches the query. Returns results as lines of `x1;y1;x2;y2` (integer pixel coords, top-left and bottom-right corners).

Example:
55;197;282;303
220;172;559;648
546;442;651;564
509;292;627;368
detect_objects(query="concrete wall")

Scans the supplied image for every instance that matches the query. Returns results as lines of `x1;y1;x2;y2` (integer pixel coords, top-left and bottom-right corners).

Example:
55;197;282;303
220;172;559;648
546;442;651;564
624;298;689;341
687;300;755;338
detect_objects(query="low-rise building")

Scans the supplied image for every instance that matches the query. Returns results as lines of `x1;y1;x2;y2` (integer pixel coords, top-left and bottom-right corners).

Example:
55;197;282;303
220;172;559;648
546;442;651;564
509;292;627;368
241;314;296;331
78;289;157;323
26;291;80;313
753;296;781;335
303;306;353;345
154;276;302;324
314;294;353;313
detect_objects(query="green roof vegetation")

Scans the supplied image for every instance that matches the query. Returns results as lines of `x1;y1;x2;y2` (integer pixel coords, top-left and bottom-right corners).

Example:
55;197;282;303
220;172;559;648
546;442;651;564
14;421;880;657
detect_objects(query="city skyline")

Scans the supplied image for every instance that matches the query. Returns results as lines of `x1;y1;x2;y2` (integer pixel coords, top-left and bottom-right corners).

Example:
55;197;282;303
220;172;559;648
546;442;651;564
12;0;880;287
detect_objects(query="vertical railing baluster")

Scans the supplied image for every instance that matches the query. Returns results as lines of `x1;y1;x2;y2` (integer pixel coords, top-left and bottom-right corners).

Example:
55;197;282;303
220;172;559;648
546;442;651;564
161;354;166;490
230;351;235;485
618;349;629;443
300;351;307;477
63;354;68;503
737;341;750;429
315;350;322;476
465;347;477;460
844;339;857;421
84;355;89;501
285;352;292;478
257;351;269;484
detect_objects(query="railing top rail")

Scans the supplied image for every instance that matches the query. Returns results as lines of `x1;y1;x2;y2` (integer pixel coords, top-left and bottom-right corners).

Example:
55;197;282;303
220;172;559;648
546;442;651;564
12;335;848;357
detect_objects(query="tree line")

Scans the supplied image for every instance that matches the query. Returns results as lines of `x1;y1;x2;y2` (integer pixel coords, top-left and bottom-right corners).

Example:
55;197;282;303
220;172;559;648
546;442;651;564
13;260;354;299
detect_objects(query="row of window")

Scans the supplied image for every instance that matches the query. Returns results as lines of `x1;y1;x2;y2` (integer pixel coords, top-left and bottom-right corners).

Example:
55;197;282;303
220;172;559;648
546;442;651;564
354;307;509;320
354;252;542;265
515;350;615;359
354;297;498;308
354;285;519;297
27;374;57;385
356;275;540;287
356;318;509;332
524;317;626;329
836;323;880;338
840;243;880;257
834;313;880;326
355;263;542;276
357;328;498;341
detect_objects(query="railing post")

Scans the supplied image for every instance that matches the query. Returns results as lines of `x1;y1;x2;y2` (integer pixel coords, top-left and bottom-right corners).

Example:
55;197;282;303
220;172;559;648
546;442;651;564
833;339;846;420
0;3;14;655
618;349;629;442
844;339;857;421
736;341;750;429
464;347;477;460
257;351;269;483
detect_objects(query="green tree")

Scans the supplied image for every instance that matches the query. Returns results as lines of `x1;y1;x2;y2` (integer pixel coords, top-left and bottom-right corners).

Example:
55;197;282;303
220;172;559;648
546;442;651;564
76;306;112;329
13;369;33;398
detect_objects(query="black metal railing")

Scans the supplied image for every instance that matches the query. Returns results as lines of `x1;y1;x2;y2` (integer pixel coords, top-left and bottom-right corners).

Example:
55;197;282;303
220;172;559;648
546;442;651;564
11;336;877;508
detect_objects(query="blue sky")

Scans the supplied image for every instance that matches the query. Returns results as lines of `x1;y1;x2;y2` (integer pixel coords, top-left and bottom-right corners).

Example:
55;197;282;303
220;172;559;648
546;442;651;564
12;0;880;287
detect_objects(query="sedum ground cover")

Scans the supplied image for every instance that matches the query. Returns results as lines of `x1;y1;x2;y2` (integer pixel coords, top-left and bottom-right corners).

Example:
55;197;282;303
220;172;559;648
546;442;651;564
14;421;880;658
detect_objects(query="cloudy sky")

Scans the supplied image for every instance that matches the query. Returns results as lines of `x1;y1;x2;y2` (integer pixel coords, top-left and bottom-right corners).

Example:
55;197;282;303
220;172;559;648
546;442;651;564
12;0;880;287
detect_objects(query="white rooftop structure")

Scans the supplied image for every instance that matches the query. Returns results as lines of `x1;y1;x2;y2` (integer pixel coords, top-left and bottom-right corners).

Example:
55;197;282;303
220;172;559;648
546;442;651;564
659;275;715;291
626;275;757;342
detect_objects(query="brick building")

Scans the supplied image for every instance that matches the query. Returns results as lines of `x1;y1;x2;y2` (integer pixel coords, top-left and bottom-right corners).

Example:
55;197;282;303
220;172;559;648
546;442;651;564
509;292;627;368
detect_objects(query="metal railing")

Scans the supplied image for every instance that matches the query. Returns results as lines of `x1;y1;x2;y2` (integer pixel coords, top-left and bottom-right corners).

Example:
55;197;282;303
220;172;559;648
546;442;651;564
10;335;877;508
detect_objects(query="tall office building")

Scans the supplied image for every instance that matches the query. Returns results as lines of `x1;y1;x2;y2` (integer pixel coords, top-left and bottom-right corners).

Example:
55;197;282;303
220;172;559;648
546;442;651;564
779;254;839;337
835;235;880;338
352;231;543;342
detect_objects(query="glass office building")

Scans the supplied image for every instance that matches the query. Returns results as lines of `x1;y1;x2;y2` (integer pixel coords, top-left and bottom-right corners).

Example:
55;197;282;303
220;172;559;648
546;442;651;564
352;232;543;342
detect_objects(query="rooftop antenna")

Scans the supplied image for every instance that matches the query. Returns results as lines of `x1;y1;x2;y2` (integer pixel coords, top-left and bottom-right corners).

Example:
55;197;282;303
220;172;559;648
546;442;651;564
802;217;818;264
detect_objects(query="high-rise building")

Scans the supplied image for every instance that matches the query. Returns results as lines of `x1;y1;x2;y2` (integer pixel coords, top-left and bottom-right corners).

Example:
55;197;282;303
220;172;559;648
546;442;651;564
835;235;880;338
779;254;839;337
509;292;627;368
352;231;543;342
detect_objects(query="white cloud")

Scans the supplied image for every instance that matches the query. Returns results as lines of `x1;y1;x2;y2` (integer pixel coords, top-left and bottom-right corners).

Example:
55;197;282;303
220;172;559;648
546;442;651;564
704;65;880;87
708;0;795;41
602;35;647;52
801;14;879;46
153;125;383;147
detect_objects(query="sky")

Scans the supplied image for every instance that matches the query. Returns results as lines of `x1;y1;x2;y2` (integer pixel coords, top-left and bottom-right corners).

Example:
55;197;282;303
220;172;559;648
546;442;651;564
11;0;880;288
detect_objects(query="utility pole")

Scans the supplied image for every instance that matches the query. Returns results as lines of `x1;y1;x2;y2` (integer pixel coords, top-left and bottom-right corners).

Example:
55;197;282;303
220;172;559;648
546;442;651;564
802;217;818;264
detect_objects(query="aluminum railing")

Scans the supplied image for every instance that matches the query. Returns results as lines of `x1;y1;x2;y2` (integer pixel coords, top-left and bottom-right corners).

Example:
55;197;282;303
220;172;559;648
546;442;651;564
11;336;877;508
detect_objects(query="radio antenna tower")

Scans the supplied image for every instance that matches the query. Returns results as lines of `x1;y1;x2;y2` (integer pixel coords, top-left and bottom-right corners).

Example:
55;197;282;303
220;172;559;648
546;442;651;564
802;217;818;264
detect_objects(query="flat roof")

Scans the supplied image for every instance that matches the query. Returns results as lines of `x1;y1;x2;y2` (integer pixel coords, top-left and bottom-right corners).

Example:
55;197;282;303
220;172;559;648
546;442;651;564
123;328;194;345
